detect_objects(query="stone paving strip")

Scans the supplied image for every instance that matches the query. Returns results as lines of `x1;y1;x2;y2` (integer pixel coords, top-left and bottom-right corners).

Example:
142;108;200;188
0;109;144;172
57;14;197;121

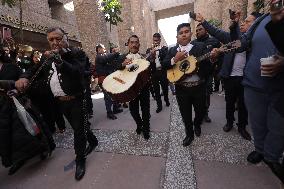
54;129;169;158
162;99;197;189
192;134;254;164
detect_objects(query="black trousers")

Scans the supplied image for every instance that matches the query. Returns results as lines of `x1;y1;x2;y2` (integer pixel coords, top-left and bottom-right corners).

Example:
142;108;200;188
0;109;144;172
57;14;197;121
57;97;93;161
99;84;119;114
224;76;248;128
152;70;169;107
32;96;65;133
85;80;93;115
129;86;150;131
175;84;206;136
205;76;212;113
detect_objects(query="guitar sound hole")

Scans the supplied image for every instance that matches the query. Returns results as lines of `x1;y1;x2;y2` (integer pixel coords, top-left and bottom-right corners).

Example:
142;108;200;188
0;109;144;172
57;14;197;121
179;60;189;72
128;64;139;72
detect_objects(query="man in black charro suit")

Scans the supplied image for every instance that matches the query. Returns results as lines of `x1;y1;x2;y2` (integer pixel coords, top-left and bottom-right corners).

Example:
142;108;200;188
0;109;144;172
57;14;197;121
15;27;97;180
146;33;170;113
162;23;211;146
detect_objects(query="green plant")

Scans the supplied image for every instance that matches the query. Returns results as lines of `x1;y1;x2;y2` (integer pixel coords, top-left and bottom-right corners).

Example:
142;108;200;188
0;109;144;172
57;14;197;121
253;0;265;12
100;0;123;31
1;0;16;7
208;19;222;28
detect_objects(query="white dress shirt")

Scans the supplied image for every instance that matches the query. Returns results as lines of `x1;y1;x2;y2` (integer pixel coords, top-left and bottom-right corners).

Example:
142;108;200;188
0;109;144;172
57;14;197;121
50;62;66;97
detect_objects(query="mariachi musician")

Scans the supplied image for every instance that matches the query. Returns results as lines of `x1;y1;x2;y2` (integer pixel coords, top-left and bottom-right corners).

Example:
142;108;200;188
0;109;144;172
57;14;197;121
146;33;170;113
117;35;151;140
162;23;211;147
15;27;98;181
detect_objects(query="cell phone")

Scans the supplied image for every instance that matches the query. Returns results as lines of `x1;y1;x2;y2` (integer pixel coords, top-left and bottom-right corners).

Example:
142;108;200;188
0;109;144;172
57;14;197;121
271;0;284;10
189;11;196;20
229;9;236;20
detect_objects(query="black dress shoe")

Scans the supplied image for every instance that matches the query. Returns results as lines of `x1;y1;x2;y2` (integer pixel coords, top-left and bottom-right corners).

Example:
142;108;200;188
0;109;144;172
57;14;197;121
238;128;252;141
107;113;117;120
247;151;263;164
75;160;86;181
223;123;233;132
264;159;284;183
136;128;142;135
8;159;27;175
85;136;98;156
204;115;212;123
143;131;150;140
183;136;194;146
194;125;201;137
113;108;123;114
165;101;170;107
156;107;162;113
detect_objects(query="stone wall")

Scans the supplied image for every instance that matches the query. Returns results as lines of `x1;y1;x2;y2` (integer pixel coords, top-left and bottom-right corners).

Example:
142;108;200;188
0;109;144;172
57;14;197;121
194;0;223;21
117;0;158;54
0;0;80;41
73;0;109;62
194;0;266;31
149;0;194;11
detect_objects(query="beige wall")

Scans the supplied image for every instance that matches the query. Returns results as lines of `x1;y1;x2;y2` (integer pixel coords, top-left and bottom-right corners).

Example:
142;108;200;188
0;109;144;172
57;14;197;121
194;0;265;31
117;0;158;54
73;0;109;62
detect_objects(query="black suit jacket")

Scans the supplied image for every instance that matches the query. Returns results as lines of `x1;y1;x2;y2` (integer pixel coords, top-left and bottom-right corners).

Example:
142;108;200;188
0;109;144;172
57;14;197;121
95;52;120;76
21;47;87;97
162;41;211;82
146;46;168;73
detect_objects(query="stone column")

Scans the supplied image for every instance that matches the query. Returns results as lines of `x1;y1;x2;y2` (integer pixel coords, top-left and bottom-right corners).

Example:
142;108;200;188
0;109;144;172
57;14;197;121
73;0;109;63
117;0;158;54
117;0;134;54
194;0;223;21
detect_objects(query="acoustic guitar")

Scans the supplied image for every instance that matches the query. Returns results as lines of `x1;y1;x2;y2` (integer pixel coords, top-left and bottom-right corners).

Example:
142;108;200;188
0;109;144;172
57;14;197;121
102;59;150;103
167;40;241;83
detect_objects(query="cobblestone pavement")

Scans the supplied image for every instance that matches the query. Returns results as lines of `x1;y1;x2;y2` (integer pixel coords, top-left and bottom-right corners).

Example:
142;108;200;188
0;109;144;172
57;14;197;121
0;93;280;189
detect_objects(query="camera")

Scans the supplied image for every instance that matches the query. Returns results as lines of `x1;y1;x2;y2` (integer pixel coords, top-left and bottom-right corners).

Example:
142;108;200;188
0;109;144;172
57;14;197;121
229;9;236;20
189;11;196;20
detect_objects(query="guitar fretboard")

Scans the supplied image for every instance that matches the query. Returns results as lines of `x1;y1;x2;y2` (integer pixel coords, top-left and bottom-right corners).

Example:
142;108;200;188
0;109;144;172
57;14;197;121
196;52;211;62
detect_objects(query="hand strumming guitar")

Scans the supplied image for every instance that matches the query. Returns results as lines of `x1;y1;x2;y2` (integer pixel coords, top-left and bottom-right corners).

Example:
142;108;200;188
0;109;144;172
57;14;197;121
122;58;132;67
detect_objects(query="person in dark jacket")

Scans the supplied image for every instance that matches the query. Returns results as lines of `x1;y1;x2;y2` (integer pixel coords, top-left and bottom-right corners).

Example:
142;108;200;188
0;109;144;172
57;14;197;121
146;33;170;113
192;23;221;123
15;27;98;181
95;44;123;120
0;50;55;175
194;11;262;141
162;23;211;146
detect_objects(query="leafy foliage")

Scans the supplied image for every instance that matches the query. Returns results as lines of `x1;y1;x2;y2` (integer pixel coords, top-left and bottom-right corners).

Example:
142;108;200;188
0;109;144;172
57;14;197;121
100;0;123;28
207;19;222;28
253;0;265;12
1;0;16;8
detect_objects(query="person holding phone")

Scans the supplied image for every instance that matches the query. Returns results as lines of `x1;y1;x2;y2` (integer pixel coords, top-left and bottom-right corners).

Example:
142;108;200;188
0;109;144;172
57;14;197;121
228;0;284;184
193;11;262;141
